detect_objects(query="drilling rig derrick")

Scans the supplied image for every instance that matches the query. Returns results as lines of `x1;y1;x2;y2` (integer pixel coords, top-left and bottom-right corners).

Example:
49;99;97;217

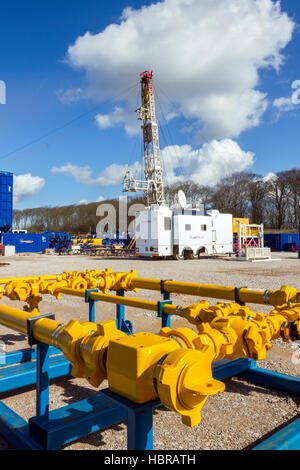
123;71;164;207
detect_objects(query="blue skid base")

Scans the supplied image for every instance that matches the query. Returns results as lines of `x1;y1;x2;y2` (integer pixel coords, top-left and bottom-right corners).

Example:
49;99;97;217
252;417;300;450
29;392;128;450
0;352;299;450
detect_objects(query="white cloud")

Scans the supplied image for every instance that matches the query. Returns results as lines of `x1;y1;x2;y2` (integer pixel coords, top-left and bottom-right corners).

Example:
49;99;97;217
95;106;139;135
50;139;253;188
90;162;142;186
13;173;45;205
51;161;142;187
51;162;92;183
161;139;254;186
96;195;105;202
66;0;294;140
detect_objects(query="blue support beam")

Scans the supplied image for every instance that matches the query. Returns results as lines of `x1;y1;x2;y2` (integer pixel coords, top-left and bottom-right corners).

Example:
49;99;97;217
0;401;42;450
0;354;71;393
212;358;254;380
36;343;50;419
116;289;125;331
1;345;60;366
0;353;298;450
253;417;300;450
161;292;172;328
101;389;160;451
238;362;300;395
29;391;128;449
85;289;99;323
116;289;133;334
157;300;172;329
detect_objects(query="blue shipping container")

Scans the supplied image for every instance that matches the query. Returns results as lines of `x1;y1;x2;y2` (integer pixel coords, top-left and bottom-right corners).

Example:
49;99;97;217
264;233;299;252
1;233;50;253
0;171;13;231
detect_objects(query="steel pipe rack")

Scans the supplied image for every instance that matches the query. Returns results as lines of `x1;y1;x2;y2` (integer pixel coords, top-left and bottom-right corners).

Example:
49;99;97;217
0;277;299;449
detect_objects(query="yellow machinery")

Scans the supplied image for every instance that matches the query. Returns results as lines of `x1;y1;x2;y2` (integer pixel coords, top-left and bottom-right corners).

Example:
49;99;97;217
233;218;249;235
0;269;299;429
0;301;299;427
2;268;300;311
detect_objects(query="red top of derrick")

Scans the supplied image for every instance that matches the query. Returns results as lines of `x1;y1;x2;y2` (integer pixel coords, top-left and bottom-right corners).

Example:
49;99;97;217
140;70;153;85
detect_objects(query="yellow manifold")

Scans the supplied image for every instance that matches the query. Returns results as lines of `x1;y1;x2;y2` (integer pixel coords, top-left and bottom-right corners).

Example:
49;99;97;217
0;299;299;428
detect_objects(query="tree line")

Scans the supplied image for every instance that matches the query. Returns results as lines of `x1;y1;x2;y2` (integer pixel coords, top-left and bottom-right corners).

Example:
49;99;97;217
13;168;300;233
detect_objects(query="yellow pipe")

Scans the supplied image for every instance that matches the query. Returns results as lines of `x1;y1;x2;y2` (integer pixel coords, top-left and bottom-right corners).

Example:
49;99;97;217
0;275;58;284
58;287;165;312
0;303;60;340
128;277;299;307
2;270;299;308
52;287;300;330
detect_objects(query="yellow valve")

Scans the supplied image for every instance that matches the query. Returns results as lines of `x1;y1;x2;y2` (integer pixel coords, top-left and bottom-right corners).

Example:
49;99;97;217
177;301;209;325
210;315;273;361
195;321;237;359
115;270;139;292
55;319;99;376
5;281;32;301
179;301;243;326
194;313;275;361
69;277;88;291
79;321;126;386
106;329;224;427
159;326;199;349
270;304;300;322
96;268;115;294
45;280;69;299
154;348;225;427
56;319;126;386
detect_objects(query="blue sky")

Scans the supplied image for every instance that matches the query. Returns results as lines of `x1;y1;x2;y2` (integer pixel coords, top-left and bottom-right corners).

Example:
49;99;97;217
0;0;300;209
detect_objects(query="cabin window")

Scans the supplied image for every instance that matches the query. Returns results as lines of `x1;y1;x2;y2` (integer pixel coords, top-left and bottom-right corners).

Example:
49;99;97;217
201;224;207;231
185;224;191;231
164;217;171;231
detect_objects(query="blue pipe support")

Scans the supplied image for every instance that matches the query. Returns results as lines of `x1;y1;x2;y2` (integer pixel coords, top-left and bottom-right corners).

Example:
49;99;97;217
116;289;133;334
36;343;50;419
162;291;172;328
101;389;159;451
0;353;299;450
252;417;300;450
0;351;71;393
85;289;99;323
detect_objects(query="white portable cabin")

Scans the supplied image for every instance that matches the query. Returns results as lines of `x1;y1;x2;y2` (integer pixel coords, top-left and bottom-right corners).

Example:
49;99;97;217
135;205;173;257
135;206;233;259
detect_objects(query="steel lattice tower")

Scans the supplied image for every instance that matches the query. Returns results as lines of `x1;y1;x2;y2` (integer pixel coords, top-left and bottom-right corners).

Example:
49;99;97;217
123;71;165;207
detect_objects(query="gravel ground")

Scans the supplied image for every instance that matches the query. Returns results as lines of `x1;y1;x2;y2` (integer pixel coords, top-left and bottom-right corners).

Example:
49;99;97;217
0;252;299;450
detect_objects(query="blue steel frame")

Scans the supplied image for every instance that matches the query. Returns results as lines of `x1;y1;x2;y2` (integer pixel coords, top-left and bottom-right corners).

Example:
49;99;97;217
0;289;299;450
